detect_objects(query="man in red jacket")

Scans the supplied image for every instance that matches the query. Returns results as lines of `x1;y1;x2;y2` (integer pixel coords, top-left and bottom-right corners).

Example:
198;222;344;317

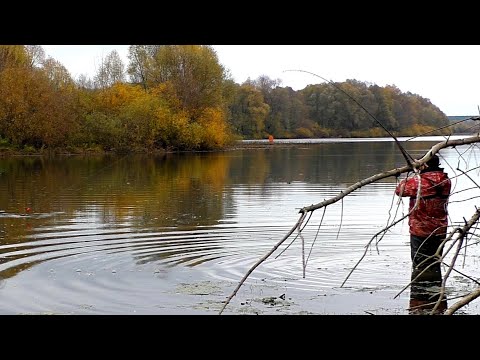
395;154;451;313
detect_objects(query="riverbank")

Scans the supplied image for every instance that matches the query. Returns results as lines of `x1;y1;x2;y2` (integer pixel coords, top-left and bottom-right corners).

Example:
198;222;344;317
0;146;169;157
231;135;471;150
0;134;473;156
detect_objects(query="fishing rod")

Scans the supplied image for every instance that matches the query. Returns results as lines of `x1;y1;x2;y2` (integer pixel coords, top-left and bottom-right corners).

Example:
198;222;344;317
405;115;480;141
284;69;415;167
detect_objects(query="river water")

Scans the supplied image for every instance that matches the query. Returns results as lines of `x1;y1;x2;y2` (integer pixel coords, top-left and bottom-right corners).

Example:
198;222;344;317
1;136;479;314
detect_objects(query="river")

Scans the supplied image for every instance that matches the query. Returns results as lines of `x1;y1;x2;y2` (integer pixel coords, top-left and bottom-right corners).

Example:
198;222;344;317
0;136;479;314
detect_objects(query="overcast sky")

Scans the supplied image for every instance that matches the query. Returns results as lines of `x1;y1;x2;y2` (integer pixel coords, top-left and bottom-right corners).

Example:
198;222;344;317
41;45;480;116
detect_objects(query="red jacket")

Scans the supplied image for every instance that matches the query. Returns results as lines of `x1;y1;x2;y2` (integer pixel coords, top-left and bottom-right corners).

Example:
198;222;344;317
395;169;451;237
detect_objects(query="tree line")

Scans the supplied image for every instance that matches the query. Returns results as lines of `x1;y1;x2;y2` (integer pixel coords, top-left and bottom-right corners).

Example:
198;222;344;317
0;45;457;153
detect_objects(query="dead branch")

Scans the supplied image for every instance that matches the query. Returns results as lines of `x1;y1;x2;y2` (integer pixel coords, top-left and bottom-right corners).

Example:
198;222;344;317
395;224;468;300
392;207;480;312
457;167;480;189
435;207;480;314
299;214;306;279
305;207;327;265
376;184;404;247
274;210;313;259
219;134;480;315
218;211;307;314
444;287;480;315
433;228;466;314
443;260;480;286
341;212;409;287
342;167;422;286
301;135;480;214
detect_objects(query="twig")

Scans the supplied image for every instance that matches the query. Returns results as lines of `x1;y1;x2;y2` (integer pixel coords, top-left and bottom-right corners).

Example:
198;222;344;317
218;212;307;315
457;167;480;189
436;207;480;314
336;197;344;241
341;170;422;286
305;207;327;266
432;228;465;314
444;287;480;315
274;210;313;259
395;226;464;299
393;208;480;308
299;214;306;279
376;184;403;247
341;212;410;287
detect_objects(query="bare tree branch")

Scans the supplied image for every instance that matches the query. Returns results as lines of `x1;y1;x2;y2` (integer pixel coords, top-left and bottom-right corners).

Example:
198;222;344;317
435;208;480;314
218;212;307;315
341;212;410;287
219;134;480;315
445;287;480;315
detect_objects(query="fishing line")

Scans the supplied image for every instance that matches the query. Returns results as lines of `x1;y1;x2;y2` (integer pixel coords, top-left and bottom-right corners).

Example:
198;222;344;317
284;69;415;167
405;116;480;141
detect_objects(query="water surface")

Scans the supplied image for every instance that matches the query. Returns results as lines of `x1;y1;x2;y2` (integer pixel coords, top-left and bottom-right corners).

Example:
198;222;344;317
1;136;479;314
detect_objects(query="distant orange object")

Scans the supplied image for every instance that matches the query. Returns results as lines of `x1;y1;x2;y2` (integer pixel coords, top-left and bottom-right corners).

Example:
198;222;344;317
268;135;274;144
25;207;31;213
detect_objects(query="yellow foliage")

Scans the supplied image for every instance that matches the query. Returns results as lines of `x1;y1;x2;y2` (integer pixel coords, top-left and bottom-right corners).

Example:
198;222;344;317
0;45;28;70
399;124;447;137
196;107;229;149
150;82;182;109
294;127;314;138
0;66;78;148
155;106;191;149
350;127;386;137
95;83;145;113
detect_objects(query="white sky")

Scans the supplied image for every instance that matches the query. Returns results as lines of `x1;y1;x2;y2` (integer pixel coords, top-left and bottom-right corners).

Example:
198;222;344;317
41;45;480;116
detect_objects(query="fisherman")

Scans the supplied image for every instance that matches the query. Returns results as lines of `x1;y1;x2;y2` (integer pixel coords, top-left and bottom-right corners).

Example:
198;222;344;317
395;154;451;313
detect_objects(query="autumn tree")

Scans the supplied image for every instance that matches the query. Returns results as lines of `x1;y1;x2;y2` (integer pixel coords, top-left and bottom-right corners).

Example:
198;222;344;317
42;57;75;91
265;86;309;138
0;61;78;149
301;84;335;129
25;45;45;68
228;82;270;139
252;74;282;104
75;73;94;90
370;84;398;131
0;45;28;71
127;45;157;90
94;50;125;89
147;45;227;116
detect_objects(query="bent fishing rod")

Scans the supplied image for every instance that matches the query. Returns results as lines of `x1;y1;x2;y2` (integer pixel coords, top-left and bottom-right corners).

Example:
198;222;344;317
218;70;419;315
284;70;415;167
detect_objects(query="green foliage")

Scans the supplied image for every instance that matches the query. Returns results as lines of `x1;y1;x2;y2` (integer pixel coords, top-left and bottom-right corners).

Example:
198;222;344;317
227;76;450;140
228;83;269;139
22;144;36;154
0;136;9;146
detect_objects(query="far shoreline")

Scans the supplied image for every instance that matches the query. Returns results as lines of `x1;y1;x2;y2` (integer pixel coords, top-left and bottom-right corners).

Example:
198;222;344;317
0;134;472;157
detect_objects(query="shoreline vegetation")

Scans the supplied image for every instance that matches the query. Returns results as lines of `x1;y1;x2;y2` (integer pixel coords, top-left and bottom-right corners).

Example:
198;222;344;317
1;45;477;158
1;134;474;157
